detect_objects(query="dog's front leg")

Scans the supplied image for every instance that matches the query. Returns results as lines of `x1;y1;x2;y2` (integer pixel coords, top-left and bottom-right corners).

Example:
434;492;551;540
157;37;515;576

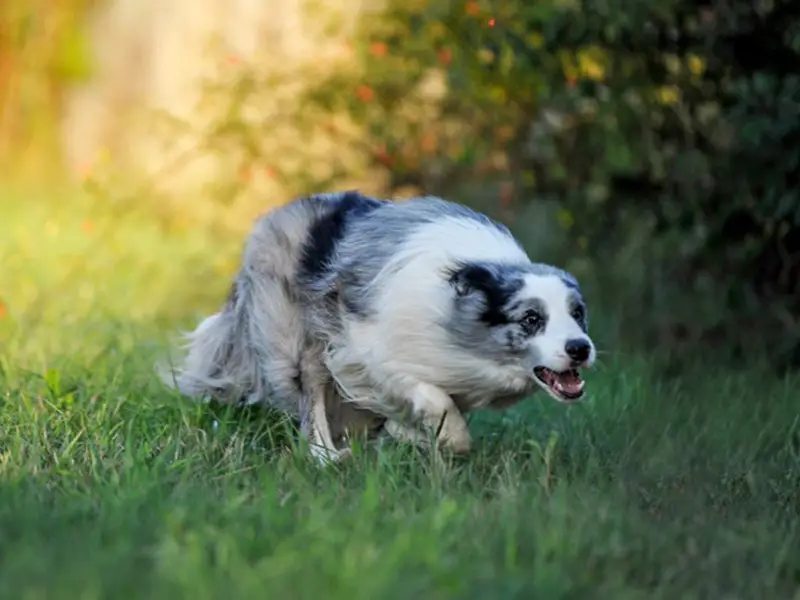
391;381;472;454
301;384;351;465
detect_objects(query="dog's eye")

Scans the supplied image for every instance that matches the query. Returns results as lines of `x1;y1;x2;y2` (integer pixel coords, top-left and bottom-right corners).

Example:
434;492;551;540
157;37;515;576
520;311;542;330
571;306;585;322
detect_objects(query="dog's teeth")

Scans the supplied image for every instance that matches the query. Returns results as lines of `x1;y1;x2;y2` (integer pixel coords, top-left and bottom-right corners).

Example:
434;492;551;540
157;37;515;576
577;380;585;390
554;381;563;392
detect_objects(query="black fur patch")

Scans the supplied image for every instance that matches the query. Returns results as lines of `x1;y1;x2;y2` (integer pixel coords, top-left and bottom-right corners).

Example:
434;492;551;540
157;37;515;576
450;262;524;326
570;298;588;333
299;191;385;280
560;273;580;291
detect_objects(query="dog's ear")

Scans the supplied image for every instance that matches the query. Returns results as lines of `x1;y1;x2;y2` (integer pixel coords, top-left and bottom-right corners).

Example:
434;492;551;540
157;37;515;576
560;271;580;291
447;263;498;297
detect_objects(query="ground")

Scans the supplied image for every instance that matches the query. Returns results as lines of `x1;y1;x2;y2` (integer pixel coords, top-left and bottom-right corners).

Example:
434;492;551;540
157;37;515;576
1;187;798;599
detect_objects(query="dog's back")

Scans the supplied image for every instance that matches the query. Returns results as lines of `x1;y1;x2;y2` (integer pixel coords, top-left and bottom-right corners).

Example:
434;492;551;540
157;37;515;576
160;193;379;415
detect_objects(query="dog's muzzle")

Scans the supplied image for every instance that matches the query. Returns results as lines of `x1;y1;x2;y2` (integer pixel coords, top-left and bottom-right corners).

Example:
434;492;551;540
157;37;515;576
533;366;586;402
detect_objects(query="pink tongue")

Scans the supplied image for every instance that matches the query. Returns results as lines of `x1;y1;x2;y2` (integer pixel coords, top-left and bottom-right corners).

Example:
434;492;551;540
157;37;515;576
555;371;582;394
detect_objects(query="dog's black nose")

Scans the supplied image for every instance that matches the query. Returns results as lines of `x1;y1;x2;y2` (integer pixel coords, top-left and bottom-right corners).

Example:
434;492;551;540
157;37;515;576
565;338;591;363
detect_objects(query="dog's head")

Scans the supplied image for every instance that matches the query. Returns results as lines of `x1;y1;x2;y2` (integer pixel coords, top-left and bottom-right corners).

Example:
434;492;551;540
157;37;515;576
447;261;596;402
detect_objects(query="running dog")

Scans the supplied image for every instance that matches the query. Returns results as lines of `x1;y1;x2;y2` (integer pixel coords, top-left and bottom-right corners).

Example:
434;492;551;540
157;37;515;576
160;192;596;463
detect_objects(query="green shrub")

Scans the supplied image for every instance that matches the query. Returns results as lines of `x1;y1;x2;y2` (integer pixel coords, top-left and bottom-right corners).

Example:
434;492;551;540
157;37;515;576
77;0;798;368
288;0;800;369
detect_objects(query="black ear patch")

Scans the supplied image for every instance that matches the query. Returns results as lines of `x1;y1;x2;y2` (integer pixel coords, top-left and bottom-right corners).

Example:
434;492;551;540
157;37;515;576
570;298;589;333
561;273;580;291
450;263;494;297
448;262;522;326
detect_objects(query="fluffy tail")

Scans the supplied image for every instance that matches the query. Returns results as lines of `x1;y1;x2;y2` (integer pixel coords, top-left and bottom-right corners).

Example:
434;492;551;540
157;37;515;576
159;195;331;411
158;280;267;406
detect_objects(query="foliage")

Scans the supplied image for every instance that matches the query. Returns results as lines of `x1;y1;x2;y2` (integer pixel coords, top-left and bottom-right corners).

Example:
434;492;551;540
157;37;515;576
282;0;800;368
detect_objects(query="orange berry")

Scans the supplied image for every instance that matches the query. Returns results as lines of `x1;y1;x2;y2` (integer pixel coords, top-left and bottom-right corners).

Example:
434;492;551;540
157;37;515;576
356;85;375;102
499;181;514;208
421;132;437;155
369;42;388;57
374;145;394;167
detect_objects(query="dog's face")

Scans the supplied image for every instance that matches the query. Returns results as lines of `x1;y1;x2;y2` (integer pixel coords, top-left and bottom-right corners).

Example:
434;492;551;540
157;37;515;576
448;262;596;402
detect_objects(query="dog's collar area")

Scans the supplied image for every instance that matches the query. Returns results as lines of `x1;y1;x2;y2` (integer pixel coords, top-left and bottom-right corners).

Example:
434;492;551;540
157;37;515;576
533;366;585;402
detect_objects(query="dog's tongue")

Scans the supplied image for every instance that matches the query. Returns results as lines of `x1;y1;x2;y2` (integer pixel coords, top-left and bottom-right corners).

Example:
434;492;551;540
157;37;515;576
554;370;583;395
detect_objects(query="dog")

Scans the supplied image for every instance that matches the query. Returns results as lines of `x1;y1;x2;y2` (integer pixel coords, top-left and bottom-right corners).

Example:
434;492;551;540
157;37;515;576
159;191;596;463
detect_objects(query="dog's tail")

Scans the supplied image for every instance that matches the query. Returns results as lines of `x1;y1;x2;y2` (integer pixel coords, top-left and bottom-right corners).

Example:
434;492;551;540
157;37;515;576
158;276;271;406
159;193;349;410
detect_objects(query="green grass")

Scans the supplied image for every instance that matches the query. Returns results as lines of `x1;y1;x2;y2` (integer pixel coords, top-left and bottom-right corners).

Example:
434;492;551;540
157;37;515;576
1;187;799;599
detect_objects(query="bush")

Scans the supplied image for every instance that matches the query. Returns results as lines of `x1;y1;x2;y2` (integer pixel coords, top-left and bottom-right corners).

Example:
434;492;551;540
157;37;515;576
83;0;798;369
289;0;800;369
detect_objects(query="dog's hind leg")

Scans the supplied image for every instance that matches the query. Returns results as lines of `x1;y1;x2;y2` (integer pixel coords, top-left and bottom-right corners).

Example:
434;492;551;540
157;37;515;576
301;383;351;465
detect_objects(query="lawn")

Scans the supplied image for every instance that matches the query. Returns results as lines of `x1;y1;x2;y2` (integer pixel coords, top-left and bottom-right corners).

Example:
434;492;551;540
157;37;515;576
1;186;798;599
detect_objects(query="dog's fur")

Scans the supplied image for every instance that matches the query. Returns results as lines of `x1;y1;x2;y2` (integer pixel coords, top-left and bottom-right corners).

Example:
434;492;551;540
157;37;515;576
160;192;596;463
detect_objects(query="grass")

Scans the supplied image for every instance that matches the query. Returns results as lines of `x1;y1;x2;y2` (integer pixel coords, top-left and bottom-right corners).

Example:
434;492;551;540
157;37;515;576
1;185;799;599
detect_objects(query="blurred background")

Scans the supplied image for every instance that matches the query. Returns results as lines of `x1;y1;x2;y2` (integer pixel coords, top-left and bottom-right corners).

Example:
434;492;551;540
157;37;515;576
1;0;799;373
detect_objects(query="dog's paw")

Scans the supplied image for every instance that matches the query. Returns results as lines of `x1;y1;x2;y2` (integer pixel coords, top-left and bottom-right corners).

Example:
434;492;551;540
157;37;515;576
438;429;472;454
436;414;472;454
385;416;472;454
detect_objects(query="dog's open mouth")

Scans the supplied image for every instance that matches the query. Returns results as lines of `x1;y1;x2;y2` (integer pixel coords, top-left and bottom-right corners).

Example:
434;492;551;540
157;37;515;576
533;367;585;402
